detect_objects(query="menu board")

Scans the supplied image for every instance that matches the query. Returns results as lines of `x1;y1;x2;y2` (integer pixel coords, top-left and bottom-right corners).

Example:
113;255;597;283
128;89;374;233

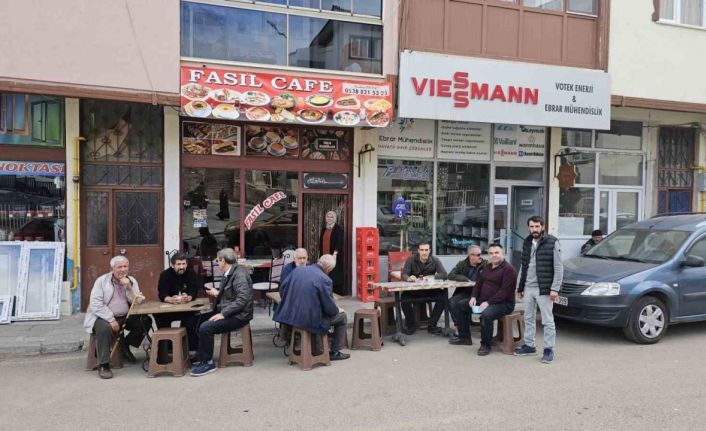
377;118;435;159
301;128;352;160
436;121;491;161
245;125;299;158
493;124;546;162
182;121;241;156
180;66;393;128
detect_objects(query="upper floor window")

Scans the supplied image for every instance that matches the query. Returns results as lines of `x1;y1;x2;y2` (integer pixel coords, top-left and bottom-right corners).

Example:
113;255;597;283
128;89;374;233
522;0;597;15
181;1;383;73
660;0;706;27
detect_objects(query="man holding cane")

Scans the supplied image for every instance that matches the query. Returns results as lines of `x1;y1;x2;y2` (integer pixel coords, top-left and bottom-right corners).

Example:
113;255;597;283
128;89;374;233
83;256;151;379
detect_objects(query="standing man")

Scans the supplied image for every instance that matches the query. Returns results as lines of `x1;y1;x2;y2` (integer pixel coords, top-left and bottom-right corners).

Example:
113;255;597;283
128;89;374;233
191;248;253;377
280;248;308;286
274;254;350;361
581;229;603;254
83;256;150;379
469;244;517;356
155;252;201;352
514;215;564;364
448;245;486;346
400;241;448;335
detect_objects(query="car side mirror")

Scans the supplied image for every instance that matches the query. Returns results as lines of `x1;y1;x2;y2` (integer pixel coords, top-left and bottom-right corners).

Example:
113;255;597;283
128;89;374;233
682;255;705;268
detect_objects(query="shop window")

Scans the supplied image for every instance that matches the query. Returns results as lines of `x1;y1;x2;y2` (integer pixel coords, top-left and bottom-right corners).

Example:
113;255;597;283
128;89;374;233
599;153;643;186
0;94;29;136
559;187;594;236
0;95;64;147
352;0;382;17
436;163;490;255
523;0;563;11
323;0;351;12
495;166;543;182
595;120;642;150
0;170;66;242
244;170;298;256
181;168;241;260
290;0;320;8
377;159;433;255
561;128;592;148
561;152;595;184
567;0;597;15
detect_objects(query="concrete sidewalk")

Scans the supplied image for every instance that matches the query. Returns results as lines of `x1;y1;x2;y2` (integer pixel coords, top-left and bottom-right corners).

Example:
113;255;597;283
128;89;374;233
0;297;373;359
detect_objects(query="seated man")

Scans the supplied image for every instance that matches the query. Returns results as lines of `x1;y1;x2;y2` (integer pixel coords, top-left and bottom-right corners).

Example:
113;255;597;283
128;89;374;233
280;248;308;285
400;241;448;335
448;245;486;346
191;248;254;377
581;230;603;254
155;252;201;352
83;256;150;379
469;243;517;356
273;254;350;361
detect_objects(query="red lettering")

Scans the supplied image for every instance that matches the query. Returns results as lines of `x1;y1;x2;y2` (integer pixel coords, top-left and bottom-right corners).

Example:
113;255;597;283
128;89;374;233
437;80;452;97
37;164;50;173
470;83;489;100
508;86;523;103
453;72;469;89
524;88;539;105
490;85;507;102
430;79;435;96
411;78;428;95
453;91;469;108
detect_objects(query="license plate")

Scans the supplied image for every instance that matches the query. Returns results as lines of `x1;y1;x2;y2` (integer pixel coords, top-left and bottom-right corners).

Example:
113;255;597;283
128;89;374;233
554;296;568;306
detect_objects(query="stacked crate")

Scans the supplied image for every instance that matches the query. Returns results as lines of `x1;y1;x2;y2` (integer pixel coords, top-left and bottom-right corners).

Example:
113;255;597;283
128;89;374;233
355;227;380;302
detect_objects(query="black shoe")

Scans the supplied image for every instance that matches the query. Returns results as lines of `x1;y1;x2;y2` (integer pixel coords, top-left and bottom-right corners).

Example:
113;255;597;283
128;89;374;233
427;325;442;335
449;336;473;346
402;326;416;335
477;345;491;356
329;351;350;361
98;364;113;379
121;344;137;363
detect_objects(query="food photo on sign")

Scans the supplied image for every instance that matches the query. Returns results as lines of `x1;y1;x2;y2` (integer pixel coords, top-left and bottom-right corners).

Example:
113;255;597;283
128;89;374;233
245;125;299;158
182;121;241;156
180;67;393;128
300;128;351;160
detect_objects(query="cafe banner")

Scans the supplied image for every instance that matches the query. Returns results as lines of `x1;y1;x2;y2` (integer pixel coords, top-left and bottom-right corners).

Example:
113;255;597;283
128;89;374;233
180;66;393;128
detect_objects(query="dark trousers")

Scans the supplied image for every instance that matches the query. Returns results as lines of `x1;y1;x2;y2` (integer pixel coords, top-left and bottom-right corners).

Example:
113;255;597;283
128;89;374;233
154;312;200;351
93;315;152;366
401;289;445;329
330;311;348;352
195;311;248;362
479;302;515;348
449;290;473;339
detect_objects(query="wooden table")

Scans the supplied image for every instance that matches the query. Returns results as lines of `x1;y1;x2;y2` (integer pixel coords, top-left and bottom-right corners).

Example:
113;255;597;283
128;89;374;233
238;259;272;270
371;280;475;346
266;291;343;305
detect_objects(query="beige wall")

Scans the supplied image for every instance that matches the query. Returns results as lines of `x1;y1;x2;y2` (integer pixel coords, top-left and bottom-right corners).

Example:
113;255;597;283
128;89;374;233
383;0;400;77
0;0;179;96
609;0;706;104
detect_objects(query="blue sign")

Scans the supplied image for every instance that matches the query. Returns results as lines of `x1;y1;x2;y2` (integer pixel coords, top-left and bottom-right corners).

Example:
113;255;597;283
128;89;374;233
392;197;409;218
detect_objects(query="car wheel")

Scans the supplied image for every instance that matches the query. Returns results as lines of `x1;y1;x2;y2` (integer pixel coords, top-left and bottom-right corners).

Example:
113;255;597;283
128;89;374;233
623;296;669;344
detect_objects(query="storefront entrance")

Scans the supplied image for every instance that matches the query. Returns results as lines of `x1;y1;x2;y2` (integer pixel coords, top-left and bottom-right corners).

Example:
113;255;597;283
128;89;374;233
493;185;544;268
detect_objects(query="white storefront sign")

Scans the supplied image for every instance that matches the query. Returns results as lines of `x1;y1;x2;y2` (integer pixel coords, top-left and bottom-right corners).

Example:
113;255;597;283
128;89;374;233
377;118;435;159
493;124;546;162
437;121;491;161
399;51;611;130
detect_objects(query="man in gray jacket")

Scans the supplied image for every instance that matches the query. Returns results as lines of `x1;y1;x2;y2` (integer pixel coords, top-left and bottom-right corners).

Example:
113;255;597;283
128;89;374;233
83;256;149;379
191;248;253;377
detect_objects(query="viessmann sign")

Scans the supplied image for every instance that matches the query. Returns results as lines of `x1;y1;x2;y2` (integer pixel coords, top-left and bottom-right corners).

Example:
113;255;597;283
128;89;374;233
398;51;611;130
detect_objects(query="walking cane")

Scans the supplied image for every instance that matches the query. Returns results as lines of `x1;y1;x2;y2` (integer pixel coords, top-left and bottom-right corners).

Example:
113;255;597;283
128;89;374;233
109;291;144;359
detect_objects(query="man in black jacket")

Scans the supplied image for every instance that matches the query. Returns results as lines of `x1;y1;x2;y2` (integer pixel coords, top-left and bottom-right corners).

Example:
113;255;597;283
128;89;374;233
400;241;447;335
191;248;253;376
155;253;201;351
514;216;563;364
448;245;486;345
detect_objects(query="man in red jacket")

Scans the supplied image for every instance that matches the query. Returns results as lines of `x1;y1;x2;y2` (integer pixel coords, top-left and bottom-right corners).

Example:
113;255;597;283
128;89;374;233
469;243;518;356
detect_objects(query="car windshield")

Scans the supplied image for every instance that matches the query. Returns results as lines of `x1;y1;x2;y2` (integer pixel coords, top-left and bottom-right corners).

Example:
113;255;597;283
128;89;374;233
586;228;690;264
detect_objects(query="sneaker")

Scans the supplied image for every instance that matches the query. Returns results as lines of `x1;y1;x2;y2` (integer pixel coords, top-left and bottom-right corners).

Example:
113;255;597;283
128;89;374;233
402;326;416;335
98;364;113;379
513;344;537;356
190;358;204;368
427;325;442;335
190;360;217;377
449;336;473;346
329;351;351;361
541;348;554;364
477;345;491;356
121;344;137;363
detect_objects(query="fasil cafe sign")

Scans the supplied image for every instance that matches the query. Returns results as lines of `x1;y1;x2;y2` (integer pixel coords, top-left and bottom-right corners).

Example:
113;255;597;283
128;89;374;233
398;51;611;130
244;191;287;230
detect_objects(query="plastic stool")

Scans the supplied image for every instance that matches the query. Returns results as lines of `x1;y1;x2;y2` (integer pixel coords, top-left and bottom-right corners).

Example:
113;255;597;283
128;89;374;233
147;327;189;377
494;311;525;355
288;328;330;371
86;333;123;371
351;308;383;351
218;324;254;368
374;297;397;335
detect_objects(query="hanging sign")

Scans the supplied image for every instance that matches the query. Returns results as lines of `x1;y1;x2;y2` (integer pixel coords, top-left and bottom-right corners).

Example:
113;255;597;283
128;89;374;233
180;66;393;128
377;118;435;159
392;196;410;218
244;192;287;230
303;173;348;190
192;209;208;228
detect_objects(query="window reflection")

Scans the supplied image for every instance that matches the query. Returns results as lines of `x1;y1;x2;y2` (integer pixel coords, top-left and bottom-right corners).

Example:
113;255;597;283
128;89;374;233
0;173;65;242
559;187;594;235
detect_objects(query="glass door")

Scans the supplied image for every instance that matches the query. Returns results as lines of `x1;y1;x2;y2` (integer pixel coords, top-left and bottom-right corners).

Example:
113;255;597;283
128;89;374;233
598;189;641;235
510;186;544;267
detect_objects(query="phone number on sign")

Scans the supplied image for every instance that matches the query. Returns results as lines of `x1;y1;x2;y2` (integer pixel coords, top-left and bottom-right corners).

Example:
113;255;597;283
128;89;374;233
342;84;390;97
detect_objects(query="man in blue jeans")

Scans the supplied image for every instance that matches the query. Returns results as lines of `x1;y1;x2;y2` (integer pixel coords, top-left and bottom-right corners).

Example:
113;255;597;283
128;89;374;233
191;248;253;376
469;244;517;356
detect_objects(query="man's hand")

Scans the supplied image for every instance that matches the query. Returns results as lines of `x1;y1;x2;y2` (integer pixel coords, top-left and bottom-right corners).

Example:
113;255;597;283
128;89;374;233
119;277;131;287
549;291;559;302
479;301;489;311
206;287;219;297
184;295;193;303
468;297;476;307
209;313;224;321
517;291;524;300
110;320;120;332
408;275;417;282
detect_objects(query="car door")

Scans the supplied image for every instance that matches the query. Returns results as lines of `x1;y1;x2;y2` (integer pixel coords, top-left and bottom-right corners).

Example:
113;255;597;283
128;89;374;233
676;234;706;317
